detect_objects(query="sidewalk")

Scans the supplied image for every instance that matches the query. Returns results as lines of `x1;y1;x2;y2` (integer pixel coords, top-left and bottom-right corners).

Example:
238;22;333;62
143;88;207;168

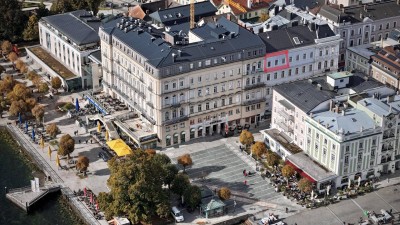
374;170;400;189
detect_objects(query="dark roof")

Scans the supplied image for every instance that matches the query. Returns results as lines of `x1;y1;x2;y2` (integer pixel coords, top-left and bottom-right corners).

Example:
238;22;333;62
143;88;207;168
258;24;335;52
41;10;101;45
319;5;348;23
274;73;382;113
102;17;264;69
319;0;400;24
149;1;217;25
389;29;400;41
286;0;325;11
89;50;102;64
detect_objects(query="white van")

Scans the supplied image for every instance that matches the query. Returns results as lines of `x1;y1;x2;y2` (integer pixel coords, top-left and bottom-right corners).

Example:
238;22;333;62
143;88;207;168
171;206;184;222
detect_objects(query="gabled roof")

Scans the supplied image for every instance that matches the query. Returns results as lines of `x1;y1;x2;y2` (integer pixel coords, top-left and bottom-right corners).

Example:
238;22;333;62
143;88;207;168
258;24;335;53
149;1;217;24
319;0;400;24
102;16;264;69
41;10;101;46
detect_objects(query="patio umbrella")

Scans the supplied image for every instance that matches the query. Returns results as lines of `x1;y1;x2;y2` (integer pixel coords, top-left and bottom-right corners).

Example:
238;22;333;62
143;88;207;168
83;187;87;197
105;130;109;141
225;122;229;135
97;121;101;133
95;200;99;211
48;146;52;159
25;121;28;133
75;98;80;112
311;190;314;200
32;129;35;141
56;154;60;167
40;137;45;150
18;112;22;125
348;180;351;189
90;192;93;205
358;176;361;186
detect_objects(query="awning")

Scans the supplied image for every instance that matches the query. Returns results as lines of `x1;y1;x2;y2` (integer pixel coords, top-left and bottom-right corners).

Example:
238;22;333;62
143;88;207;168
85;95;108;115
106;139;133;156
286;160;316;183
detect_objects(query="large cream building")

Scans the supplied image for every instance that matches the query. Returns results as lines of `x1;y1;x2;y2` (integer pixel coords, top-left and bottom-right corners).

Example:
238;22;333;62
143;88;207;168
99;17;266;147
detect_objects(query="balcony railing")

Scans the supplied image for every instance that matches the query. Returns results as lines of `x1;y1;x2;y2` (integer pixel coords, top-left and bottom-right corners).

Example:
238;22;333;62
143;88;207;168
163;115;188;126
243;83;266;91
242;97;266;106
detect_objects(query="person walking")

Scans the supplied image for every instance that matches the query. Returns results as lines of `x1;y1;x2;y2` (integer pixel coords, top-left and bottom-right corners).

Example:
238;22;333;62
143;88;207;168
244;180;247;185
286;207;289;213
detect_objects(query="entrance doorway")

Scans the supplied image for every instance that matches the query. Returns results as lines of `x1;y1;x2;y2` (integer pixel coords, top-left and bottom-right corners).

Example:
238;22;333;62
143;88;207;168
198;127;203;137
181;132;186;143
251;116;255;124
212;124;217;134
190;128;195;139
205;127;210;136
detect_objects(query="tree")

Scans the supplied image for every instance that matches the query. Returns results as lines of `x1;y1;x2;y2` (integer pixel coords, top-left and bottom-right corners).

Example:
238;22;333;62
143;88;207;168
163;164;178;189
28;71;39;80
86;0;103;16
36;0;50;19
25;98;37;111
0;75;16;93
23;14;39;41
31;104;45;123
281;164;295;185
251;141;267;160
298;178;313;193
38;82;49;93
98;150;171;224
145;149;156;156
1;41;12;55
8;52;18;64
51;76;62;93
177;153;193;172
32;76;42;89
50;0;75;13
58;134;75;160
46;123;59;138
9;99;27;116
76;155;89;176
20;64;28;74
15;59;25;70
183;185;201;210
171;173;190;197
266;151;280;168
0;0;27;41
0;65;5;74
240;130;254;149
11;83;30;101
258;12;269;23
218;187;231;200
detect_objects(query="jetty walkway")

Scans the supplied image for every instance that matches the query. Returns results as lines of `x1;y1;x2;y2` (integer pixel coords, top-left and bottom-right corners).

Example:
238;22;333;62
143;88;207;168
6;124;104;225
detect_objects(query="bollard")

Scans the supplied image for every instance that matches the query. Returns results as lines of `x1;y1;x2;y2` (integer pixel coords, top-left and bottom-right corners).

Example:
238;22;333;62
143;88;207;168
4;186;7;194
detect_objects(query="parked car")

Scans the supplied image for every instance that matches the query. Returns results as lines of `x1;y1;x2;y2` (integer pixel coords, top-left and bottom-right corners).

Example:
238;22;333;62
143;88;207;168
171;206;184;222
98;151;112;162
121;3;131;7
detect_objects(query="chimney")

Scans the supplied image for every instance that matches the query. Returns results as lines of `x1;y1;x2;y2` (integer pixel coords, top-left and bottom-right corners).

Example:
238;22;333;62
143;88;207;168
172;53;177;62
330;100;333;111
247;0;252;9
342;110;345;116
310;112;314;118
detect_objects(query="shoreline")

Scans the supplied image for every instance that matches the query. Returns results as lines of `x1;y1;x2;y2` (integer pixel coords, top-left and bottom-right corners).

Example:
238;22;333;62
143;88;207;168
2;125;98;225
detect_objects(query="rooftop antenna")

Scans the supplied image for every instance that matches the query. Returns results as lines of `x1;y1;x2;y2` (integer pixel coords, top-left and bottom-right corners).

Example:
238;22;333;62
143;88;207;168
190;0;195;29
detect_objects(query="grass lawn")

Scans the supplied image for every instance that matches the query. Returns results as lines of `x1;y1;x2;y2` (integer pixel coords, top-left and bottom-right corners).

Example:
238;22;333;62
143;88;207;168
28;46;76;80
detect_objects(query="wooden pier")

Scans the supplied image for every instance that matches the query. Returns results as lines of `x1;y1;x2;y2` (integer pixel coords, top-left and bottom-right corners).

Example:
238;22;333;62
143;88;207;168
5;184;61;213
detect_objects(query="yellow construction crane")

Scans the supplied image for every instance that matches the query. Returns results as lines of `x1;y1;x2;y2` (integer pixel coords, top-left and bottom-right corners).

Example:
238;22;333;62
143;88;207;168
190;0;195;29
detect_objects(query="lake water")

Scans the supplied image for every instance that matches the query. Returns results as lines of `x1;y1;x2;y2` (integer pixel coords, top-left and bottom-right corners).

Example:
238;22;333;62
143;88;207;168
0;128;79;225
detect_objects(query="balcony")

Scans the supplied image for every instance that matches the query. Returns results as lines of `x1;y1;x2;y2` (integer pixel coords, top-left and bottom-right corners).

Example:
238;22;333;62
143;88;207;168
171;102;181;108
243;83;266;91
383;133;395;140
278;121;293;133
242;97;265;106
279;110;294;122
163;115;188;126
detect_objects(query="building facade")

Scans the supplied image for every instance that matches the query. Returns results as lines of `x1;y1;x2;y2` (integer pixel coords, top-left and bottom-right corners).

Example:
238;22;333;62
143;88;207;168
317;0;400;69
264;72;400;190
100;17;268;147
28;10;102;91
371;45;400;90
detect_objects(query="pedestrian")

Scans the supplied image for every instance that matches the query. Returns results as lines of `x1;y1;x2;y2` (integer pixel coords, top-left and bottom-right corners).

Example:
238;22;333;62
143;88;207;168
78;139;81;144
243;169;246;176
90;139;92;144
387;177;390;183
244;180;247;185
86;140;88;144
390;209;392;214
286;207;288;213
